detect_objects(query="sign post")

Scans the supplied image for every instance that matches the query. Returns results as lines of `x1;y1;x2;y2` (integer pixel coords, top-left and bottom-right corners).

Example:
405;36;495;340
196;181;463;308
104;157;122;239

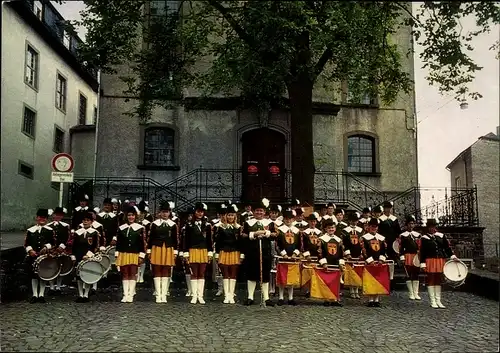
51;153;75;207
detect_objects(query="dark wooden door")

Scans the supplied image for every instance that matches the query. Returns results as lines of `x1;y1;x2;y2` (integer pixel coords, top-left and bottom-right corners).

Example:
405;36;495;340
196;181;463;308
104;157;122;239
242;128;286;202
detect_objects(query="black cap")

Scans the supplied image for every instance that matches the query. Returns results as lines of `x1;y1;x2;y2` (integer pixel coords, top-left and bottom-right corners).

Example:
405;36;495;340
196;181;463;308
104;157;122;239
334;208;345;215
362;207;372;214
368;218;380;226
160;201;172;211
269;204;281;212
383;201;393;209
125;206;138;215
326;202;335;208
195;202;207;211
348;212;361;221
103;198;112;205
373;205;383;213
79;194;89;202
305;213;319;221
282;209;295;219
322;219;336;228
82;212;94;220
218;203;228;214
53;207;65;214
405;215;416;224
36;209;49;218
426;218;438;227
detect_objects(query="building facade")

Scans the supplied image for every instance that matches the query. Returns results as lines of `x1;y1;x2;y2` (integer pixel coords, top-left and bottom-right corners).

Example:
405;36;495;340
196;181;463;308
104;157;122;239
72;1;419;215
1;0;99;230
446;130;500;258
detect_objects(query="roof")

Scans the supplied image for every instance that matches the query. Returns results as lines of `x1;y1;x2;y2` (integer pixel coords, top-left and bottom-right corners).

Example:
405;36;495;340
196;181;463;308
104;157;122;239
446;130;500;170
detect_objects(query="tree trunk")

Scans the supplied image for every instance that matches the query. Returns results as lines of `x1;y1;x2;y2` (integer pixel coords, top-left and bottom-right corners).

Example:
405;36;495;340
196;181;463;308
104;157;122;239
287;78;315;205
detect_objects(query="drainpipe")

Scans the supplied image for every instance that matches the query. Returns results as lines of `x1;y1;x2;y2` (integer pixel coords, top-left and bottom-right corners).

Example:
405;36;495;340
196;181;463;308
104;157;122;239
92;70;101;182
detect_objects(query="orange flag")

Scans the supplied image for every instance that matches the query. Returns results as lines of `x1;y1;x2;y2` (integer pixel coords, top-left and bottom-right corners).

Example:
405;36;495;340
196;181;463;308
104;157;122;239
300;266;314;288
362;264;390;295
344;263;364;287
277;262;301;287
310;268;341;300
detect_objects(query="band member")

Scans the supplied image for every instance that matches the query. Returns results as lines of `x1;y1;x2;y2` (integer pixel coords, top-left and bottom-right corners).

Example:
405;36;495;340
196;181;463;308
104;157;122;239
79;209;104;292
268;204;282;223
24;209;56;303
136;200;153;284
372;205;383;219
111;198;121;215
268;204;282;296
378;201;402;261
319;204;328;218
342;212;364;299
359;207;372;226
213;203;227;298
292;208;308;230
215;203;243;304
318;219;345;306
71;194;90;230
183;202;212;304
362;218;387;307
70;212;100;302
419;218;458;309
147;201;177;303
275;208;301;306
240;202;253;223
302;213;321;259
334;209;347;236
47;207;71;293
399;215;421;300
96;198;119;247
242;198;274;306
114;206;146;303
180;208;195;297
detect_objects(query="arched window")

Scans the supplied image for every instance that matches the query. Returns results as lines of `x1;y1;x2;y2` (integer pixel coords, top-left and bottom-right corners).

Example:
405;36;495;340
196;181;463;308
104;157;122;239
144;127;175;166
347;135;375;173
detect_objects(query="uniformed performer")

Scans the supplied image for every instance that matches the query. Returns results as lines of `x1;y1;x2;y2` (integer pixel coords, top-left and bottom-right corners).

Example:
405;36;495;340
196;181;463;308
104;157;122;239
361;218;387;307
96;198;119;247
302;213;321;259
342;212;364;299
111;198;121;215
334;209;347;236
241;198;274;306
79;209;105;292
378;201;402;262
136;200;153;284
275;208;301;306
70;212;100;302
419;218;459;309
240;201;253;223
268;204;282;296
24;209;56;303
215;203;243;304
292;208;308;230
212;203;227;298
47;207;71;294
318;219;345;306
319;202;337;228
399;215;421;300
180;208;195;297
114;206;146;303
147;201;177;303
359;207;372;226
71;194;90;230
183;202;212;304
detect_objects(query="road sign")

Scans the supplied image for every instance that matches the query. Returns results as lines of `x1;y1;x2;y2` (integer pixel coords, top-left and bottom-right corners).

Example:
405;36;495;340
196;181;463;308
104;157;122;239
51;171;74;183
52;153;74;172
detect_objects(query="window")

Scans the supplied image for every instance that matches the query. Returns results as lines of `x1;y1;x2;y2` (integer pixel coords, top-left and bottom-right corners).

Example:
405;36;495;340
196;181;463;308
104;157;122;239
345;81;377;105
18;161;34;179
455;176;461;188
53;127;65;153
93;106;98;125
63;31;71;49
144;128;175;166
347;135;375;173
22;106;36;138
33;1;43;20
78;93;87;125
56;74;67;111
25;45;39;89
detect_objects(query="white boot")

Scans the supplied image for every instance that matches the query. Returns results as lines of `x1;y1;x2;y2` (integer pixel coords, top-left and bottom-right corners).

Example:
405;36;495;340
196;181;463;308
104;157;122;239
278;286;285;301
262;282;270;302
83;283;90;298
31;279;39;298
161;277;170;303
198;279;206;304
247;280;256;301
153;277;162;303
406;281;415;300
77;280;84;298
92;282;98;291
128;280;136;303
222;279;230;303
412;281;421;300
428;286;438;308
38;281;46;298
350;287;355;298
121;280;129;303
185;274;192;296
355;287;361;299
435;285;445;308
50;280;55;291
56;277;63;290
229;279;236;304
190;279;198;304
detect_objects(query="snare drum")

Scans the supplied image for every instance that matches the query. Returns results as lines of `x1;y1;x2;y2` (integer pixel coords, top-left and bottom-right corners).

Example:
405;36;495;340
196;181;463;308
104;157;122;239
99;254;112;276
58;254;74;276
392;240;400;254
77;256;105;284
33;255;61;281
104;246;116;265
443;260;468;288
412;254;421;267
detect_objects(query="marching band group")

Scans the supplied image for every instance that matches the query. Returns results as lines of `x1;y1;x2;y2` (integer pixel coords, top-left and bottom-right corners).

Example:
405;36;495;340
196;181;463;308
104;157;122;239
24;195;462;309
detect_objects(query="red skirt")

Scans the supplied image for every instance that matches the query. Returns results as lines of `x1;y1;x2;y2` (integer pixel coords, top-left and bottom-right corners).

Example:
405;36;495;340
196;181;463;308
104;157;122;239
425;258;445;273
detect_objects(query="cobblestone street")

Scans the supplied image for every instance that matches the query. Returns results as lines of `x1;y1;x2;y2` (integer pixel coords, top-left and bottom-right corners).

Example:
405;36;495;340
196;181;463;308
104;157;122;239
1;289;498;353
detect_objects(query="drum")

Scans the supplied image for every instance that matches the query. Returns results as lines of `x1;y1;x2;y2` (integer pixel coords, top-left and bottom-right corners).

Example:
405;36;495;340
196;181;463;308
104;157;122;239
412;254;421;267
99;255;112;276
33;255;61;281
58;254;74;276
104;246;116;265
392;240;400;254
77;256;105;284
443;260;468;288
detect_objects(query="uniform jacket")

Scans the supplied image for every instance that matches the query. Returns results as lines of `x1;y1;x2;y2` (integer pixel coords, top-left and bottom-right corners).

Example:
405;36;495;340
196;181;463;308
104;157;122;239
47;221;71;250
183;219;213;255
302;227;321;258
71;206;89;230
24;224;56;254
378;214;402;243
318;233;345;266
400;230;421;257
96;211;119;246
147;219;178;252
242;218;274;258
361;233;387;263
115;223;146;256
342;225;364;258
276;224;301;257
420;232;454;264
71;227;99;262
215;223;243;254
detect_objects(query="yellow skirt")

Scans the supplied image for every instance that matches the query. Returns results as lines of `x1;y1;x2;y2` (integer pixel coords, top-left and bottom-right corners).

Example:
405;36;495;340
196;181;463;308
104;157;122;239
219;251;240;265
116;252;139;266
425;258;446;273
151;245;175;266
189;248;208;264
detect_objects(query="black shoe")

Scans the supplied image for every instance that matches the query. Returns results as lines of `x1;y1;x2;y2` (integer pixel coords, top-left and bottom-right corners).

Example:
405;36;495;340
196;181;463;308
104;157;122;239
54;289;62;296
277;299;284;306
83;297;90;303
264;300;274;307
37;297;46;303
75;297;84;303
367;301;374;307
374;301;381;307
331;301;343;307
323;301;331;306
90;289;96;296
29;296;38;304
304;292;311;298
245;299;254;306
288;300;297;306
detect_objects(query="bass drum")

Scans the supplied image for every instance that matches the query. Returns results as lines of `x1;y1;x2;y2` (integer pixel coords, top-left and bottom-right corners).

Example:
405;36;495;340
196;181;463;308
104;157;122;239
33;255;61;281
443;260;468;288
77;256;104;284
58;254;74;276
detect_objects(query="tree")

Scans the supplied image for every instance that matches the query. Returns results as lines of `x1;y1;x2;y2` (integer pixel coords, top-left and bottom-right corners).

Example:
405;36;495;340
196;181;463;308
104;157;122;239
71;1;499;204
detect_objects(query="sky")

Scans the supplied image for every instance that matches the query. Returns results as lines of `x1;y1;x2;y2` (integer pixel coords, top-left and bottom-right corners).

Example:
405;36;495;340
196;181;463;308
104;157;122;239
53;1;500;197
